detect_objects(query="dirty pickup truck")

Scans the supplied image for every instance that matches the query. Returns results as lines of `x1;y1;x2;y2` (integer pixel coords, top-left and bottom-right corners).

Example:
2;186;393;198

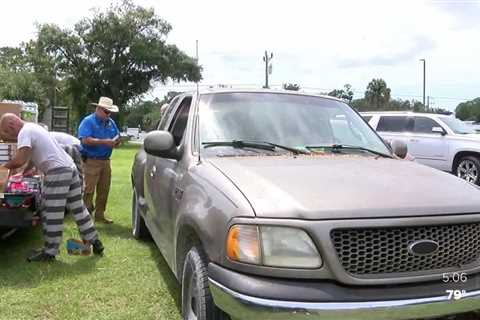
132;90;480;320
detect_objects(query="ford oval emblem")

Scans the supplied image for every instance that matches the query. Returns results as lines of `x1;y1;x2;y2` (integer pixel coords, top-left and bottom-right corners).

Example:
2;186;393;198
408;240;439;256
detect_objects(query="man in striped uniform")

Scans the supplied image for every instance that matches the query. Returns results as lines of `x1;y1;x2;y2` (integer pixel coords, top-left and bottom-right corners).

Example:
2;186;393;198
49;132;85;192
0;113;103;262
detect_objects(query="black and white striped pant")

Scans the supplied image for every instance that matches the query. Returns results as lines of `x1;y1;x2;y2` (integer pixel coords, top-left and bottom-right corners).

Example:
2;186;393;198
42;166;98;256
61;145;84;192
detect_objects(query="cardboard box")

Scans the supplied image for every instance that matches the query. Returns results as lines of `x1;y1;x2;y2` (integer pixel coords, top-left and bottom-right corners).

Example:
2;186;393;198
0;102;21;118
0;166;10;192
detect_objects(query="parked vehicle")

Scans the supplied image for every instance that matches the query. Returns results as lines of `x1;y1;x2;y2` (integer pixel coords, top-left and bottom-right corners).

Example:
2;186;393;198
464;120;480;133
126;127;141;139
362;111;480;185
0;102;42;237
0;173;42;238
132;90;480;320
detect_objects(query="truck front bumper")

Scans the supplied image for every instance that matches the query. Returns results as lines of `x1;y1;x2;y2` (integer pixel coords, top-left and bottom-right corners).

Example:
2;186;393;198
208;264;480;320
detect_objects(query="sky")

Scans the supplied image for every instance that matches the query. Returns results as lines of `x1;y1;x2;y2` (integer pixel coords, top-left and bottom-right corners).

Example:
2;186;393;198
1;0;480;110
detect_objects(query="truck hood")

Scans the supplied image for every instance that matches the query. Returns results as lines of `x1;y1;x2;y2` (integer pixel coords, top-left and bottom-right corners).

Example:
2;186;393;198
208;155;480;219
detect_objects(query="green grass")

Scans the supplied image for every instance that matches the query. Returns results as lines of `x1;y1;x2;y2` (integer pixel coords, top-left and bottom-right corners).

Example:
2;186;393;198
0;143;181;320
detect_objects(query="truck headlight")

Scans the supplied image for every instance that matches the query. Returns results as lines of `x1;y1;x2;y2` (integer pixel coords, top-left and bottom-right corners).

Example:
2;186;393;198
226;225;261;264
226;225;322;269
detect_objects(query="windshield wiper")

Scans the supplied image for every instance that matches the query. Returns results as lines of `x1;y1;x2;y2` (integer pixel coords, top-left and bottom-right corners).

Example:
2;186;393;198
202;140;309;155
305;144;392;158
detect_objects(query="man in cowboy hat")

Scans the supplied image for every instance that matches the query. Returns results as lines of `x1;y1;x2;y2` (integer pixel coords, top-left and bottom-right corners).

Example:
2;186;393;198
78;97;121;224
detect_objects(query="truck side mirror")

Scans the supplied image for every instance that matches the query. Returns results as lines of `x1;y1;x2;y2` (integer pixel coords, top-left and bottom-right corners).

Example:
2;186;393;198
144;130;181;160
390;140;408;159
432;127;446;135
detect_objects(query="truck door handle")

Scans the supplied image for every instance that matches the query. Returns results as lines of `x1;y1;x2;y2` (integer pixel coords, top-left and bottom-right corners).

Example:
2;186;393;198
150;165;156;178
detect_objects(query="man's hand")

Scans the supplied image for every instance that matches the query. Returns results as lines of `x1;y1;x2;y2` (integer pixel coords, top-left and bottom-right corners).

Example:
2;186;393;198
4;146;31;170
113;138;121;148
82;137;120;149
104;139;117;148
23;168;37;176
82;137;120;148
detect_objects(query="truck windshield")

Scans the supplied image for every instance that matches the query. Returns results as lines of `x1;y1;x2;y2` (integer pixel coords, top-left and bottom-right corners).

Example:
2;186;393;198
198;92;390;155
440;117;476;134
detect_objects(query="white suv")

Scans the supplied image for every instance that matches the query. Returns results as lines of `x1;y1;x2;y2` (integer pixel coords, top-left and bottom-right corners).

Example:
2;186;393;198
362;111;480;185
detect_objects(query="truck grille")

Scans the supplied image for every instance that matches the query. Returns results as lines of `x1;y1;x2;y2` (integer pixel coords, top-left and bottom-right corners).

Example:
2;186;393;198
331;223;480;275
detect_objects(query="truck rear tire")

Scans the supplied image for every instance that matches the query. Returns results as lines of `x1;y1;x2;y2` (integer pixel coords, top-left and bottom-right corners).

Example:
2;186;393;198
455;155;480;185
132;189;150;239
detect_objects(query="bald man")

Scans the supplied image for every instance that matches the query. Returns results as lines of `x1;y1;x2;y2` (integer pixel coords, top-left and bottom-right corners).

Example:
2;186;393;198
0;114;104;262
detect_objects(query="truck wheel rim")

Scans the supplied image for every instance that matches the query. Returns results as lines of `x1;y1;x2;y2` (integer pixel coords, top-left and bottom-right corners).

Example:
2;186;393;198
185;272;199;320
458;160;478;183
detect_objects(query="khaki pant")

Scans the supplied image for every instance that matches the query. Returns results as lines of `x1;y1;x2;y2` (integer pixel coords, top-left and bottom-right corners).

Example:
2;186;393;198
83;159;111;219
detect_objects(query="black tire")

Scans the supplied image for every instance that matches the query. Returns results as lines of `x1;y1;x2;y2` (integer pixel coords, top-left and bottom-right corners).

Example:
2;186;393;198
182;246;229;320
455;155;480;185
132;189;150;239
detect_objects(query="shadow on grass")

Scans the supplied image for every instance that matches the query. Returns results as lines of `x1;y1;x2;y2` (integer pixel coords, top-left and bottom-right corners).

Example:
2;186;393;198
147;241;182;313
0;228;100;289
94;222;133;240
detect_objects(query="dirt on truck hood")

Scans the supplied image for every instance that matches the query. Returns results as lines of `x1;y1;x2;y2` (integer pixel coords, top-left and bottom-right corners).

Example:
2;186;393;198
208;154;480;219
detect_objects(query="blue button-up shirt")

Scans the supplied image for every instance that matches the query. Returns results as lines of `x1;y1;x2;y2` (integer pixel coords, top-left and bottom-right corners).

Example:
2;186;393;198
78;113;120;159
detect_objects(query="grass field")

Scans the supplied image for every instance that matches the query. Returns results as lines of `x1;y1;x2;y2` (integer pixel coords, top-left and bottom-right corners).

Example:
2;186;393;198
0;143;182;320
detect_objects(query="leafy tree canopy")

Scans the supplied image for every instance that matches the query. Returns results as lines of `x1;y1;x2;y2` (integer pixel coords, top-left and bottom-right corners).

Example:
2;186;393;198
365;78;391;108
455;98;480;122
30;0;201;123
326;84;354;102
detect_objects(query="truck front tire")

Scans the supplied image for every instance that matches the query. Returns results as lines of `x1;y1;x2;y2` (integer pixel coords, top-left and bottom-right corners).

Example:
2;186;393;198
182;246;229;320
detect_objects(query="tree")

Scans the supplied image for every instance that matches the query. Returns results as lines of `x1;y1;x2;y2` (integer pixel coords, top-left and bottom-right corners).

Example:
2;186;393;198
282;83;300;91
0;66;46;102
125;100;156;128
456;98;480;122
125;91;181;130
365;79;391;109
0;46;49;109
32;0;202;124
388;98;412;111
0;47;30;72
327;84;354;102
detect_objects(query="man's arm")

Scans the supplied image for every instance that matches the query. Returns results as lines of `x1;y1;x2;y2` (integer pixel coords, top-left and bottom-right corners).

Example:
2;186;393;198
4;147;32;170
78;117;116;147
112;120;121;148
81;137;116;147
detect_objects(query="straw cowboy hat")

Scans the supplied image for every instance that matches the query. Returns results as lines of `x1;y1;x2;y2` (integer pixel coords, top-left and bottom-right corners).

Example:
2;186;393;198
91;97;119;113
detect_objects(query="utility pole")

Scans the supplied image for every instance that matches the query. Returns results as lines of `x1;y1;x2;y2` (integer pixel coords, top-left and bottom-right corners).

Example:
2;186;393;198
263;51;273;89
420;59;426;106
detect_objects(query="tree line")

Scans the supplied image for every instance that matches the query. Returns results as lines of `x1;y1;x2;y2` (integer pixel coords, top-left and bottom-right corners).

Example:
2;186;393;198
283;79;452;115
